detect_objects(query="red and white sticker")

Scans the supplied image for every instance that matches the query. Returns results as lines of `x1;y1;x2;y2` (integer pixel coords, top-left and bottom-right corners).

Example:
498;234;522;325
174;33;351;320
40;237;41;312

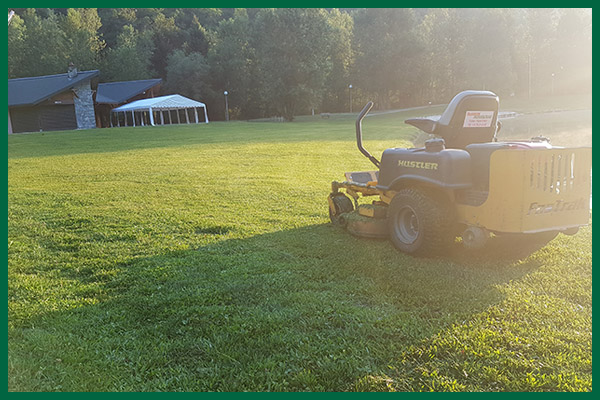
463;111;495;128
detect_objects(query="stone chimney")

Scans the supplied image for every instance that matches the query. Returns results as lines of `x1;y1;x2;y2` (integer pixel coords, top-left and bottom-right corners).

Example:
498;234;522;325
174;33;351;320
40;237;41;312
67;62;78;79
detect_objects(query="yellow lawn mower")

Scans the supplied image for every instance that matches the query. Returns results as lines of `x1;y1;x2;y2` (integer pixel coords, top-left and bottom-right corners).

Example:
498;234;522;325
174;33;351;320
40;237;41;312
328;91;592;255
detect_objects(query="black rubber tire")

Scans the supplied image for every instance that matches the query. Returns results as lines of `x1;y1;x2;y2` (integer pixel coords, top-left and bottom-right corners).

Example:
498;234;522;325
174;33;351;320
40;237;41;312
328;193;354;226
387;188;455;255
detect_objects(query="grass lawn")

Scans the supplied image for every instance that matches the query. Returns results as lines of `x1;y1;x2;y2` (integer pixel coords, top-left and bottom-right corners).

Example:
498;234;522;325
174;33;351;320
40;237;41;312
7;96;592;391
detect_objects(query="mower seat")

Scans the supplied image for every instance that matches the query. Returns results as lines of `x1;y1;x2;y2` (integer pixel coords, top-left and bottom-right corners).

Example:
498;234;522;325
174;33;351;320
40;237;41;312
405;90;500;149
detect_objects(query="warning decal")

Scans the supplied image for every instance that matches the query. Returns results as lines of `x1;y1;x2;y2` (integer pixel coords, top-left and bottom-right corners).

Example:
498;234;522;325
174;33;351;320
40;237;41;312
463;111;495;128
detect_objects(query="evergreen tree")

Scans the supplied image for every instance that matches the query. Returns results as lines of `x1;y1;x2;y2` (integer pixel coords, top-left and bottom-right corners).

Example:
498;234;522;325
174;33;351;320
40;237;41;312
419;8;469;103
353;8;423;109
165;49;212;102
254;8;333;121
208;9;259;119
553;9;592;94
464;9;516;96
60;8;105;71
102;24;155;81
321;9;354;113
7;13;26;78
17;8;69;77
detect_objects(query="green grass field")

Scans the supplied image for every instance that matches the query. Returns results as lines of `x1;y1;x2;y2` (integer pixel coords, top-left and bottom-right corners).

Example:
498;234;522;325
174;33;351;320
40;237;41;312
8;96;592;391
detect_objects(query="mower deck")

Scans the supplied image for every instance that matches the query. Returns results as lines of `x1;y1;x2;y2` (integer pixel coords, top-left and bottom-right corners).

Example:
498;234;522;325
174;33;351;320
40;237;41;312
330;171;390;239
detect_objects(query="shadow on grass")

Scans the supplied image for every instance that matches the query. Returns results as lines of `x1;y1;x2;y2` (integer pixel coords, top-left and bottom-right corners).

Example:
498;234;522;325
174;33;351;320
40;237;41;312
9;223;547;391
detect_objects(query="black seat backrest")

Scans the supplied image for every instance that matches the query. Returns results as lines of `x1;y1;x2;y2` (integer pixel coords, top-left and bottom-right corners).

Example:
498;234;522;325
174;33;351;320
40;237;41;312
433;91;499;149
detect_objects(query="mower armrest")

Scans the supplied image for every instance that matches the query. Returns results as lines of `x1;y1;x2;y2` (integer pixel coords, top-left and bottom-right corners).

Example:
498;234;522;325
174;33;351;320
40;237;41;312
405;118;436;134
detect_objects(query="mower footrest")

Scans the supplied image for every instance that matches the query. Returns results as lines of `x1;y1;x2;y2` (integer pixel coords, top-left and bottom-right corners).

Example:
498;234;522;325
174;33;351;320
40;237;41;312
344;171;378;185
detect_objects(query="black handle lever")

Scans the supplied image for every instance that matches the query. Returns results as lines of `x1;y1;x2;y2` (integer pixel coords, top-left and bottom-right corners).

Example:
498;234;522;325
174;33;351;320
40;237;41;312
355;101;380;168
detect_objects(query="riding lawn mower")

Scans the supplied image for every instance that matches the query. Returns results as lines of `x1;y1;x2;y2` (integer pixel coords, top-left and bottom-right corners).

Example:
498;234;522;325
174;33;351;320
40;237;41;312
328;91;592;255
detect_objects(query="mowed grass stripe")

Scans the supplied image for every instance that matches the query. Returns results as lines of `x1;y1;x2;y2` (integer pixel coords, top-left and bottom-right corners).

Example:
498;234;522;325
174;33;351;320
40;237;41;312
8;110;591;391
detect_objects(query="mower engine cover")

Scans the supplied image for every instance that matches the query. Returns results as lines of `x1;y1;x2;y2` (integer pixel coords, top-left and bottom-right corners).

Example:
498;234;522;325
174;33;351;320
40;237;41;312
377;145;472;190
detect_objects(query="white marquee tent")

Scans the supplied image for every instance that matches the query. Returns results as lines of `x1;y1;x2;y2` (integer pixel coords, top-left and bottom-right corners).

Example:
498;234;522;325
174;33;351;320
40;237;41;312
110;94;209;127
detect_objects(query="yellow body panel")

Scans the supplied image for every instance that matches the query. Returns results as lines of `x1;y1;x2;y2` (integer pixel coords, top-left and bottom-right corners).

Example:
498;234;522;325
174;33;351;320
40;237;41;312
358;206;376;218
456;147;592;233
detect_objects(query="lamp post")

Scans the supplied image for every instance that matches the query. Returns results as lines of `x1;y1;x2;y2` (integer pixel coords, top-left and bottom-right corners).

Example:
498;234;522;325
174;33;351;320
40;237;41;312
348;84;353;113
224;91;229;122
551;73;555;96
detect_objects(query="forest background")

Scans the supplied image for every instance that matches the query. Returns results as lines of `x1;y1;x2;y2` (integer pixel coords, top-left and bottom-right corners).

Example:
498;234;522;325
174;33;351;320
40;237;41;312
7;8;592;121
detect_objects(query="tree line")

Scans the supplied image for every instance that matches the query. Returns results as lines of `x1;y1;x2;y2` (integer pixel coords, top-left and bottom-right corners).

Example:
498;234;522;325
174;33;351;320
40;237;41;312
7;8;592;121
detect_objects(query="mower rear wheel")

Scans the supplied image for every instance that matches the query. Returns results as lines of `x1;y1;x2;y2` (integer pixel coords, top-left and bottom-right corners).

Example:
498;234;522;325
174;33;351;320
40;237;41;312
328;193;354;226
387;188;454;255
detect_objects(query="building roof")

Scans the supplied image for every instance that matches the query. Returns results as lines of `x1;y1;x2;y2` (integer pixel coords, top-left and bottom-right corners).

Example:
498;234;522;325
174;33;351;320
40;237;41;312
8;70;100;107
96;78;162;104
112;94;206;112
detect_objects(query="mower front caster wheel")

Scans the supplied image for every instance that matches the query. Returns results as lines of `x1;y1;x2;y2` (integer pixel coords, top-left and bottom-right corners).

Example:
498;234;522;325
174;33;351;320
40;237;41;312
328;193;354;226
